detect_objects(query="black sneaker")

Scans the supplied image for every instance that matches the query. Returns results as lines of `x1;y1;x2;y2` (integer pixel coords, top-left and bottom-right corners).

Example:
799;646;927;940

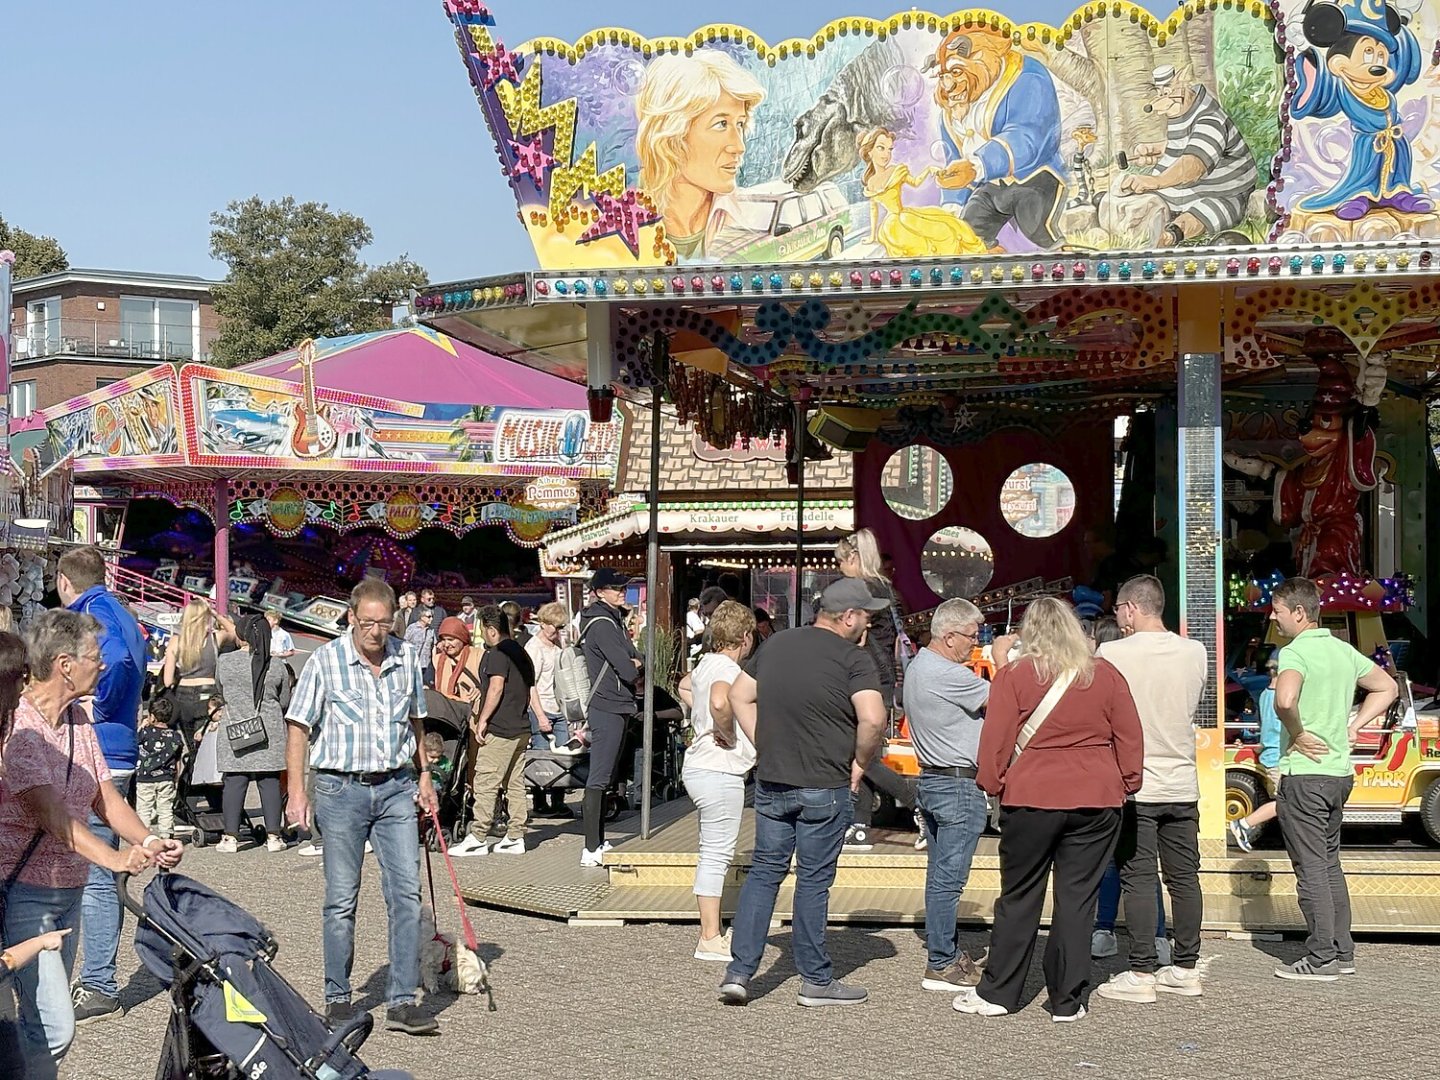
385;1002;439;1035
72;986;123;1025
842;825;873;851
324;1001;356;1024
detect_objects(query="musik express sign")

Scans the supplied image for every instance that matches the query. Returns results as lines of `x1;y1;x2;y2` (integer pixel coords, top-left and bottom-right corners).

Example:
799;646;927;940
492;409;623;478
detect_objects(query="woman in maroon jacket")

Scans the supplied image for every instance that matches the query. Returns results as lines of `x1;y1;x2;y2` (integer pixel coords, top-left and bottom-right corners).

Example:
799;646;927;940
955;597;1143;1022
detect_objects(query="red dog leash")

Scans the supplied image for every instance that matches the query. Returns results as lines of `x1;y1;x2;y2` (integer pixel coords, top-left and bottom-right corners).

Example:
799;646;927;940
424;805;480;954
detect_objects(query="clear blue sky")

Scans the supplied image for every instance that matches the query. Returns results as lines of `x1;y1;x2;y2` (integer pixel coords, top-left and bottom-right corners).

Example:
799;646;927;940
3;0;1129;285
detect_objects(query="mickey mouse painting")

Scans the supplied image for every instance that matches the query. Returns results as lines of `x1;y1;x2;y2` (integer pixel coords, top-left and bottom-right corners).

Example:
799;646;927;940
1291;0;1433;220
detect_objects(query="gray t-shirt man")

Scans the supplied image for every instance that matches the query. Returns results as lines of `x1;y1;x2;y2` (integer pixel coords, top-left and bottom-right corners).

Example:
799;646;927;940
903;646;991;768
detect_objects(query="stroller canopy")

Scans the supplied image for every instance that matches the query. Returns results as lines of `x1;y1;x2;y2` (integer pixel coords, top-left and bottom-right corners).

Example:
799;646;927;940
135;873;275;982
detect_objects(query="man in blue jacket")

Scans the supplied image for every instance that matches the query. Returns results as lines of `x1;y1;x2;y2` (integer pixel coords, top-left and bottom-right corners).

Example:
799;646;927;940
56;546;146;1025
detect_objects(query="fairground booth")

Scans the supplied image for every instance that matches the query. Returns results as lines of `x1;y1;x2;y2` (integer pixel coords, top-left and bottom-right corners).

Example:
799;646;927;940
414;2;1440;929
29;326;623;634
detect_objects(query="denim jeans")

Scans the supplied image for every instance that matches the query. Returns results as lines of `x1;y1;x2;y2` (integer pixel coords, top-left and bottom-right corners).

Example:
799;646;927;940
2;880;84;1075
726;781;851;988
79;770;133;998
528;709;569;752
1095;861;1167;936
681;764;745;897
312;769;422;1007
915;772;989;971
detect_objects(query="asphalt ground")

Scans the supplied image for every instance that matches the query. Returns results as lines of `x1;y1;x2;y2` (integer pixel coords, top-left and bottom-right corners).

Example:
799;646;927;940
58;824;1438;1080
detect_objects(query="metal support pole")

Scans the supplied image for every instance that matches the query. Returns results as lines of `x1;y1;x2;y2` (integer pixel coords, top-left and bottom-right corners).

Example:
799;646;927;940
793;403;806;627
640;383;661;839
213;479;230;616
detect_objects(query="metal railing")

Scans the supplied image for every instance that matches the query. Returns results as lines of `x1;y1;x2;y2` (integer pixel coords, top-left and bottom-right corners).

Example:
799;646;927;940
106;562;200;613
14;320;217;363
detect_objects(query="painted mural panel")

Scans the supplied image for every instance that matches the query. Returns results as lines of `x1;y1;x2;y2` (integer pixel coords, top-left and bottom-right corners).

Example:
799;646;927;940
445;0;1440;268
35;367;182;466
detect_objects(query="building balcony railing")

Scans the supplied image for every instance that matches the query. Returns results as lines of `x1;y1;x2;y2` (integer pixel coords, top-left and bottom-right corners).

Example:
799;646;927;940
14;321;218;364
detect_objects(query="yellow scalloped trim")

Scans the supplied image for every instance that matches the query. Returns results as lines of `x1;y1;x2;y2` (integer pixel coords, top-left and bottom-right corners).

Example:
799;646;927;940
517;2;1273;63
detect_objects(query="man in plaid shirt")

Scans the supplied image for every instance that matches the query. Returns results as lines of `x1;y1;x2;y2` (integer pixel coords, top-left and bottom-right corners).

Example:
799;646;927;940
285;578;440;1036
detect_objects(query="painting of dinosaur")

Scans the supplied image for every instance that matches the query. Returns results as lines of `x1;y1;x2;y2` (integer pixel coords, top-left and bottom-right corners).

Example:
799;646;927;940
782;37;910;192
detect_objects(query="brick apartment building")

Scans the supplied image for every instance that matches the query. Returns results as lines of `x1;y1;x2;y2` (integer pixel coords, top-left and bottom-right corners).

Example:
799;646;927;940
7;268;221;415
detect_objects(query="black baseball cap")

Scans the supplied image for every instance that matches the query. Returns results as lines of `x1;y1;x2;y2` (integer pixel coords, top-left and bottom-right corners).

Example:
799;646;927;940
820;578;892;614
591;568;631;591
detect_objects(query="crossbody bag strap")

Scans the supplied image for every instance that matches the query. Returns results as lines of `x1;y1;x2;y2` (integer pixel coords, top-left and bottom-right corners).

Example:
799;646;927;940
576;618;613;706
1011;669;1076;766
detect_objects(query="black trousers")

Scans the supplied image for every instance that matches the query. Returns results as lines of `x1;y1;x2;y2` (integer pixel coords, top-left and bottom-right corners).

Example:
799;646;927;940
962;172;1064;248
1115;800;1203;971
977;806;1121;1016
583;709;632;851
851;761;917;826
222;773;283;837
1277;773;1354;965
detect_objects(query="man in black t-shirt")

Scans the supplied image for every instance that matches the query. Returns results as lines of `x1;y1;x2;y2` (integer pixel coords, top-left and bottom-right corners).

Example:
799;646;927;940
718;579;889;1008
453;606;536;857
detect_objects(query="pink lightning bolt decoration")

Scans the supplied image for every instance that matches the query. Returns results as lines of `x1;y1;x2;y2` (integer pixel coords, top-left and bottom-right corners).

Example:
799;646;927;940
578;189;661;258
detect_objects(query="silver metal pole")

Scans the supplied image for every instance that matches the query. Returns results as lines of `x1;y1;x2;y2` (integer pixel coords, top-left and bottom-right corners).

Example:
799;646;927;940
793;403;806;628
640;382;661;839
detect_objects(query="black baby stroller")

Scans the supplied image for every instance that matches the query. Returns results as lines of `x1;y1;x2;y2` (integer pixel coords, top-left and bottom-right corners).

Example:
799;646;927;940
423;689;475;847
123;872;409;1080
173;727;256;848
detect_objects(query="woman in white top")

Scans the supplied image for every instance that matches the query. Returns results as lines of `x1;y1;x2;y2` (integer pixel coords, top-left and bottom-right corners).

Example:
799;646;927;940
677;601;755;962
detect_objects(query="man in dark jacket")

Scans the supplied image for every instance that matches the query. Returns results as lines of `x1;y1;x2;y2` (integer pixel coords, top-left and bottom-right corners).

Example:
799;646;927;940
578;568;642;867
56;546;146;1024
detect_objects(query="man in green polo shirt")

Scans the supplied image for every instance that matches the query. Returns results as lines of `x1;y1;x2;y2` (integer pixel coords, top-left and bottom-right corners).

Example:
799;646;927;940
1269;577;1396;982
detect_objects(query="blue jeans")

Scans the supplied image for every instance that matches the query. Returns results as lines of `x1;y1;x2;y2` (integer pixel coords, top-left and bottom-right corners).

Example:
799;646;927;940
726;781;851;988
1095;860;1167;936
79;770;132;998
915;772;989;971
312;769;422;1007
528;709;569;751
3;880;84;1074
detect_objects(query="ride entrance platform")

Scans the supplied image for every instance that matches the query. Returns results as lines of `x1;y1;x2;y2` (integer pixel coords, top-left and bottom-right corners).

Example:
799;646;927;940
457;798;1440;934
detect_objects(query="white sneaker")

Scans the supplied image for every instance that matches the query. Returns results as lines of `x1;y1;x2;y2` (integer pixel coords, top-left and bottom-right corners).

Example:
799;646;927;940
1052;1005;1087;1023
298;842;324;857
600;840;614;854
694;932;732;962
549;737;582;757
579;846;605;868
265;836;286;853
952;988;1008;1016
450;835;490;857
215;835;238;854
1155;965;1203;997
364;841;373;854
1090;929;1118;959
1094;970;1157;1004
491;837;526;855
1155;936;1173;967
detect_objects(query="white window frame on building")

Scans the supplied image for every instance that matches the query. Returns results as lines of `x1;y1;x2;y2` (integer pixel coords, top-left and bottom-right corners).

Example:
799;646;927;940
24;296;62;357
119;295;199;360
10;379;37;419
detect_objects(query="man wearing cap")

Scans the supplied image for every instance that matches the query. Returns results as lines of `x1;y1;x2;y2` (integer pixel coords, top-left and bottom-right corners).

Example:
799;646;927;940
1113;64;1257;246
717;578;889;1007
578;569;643;867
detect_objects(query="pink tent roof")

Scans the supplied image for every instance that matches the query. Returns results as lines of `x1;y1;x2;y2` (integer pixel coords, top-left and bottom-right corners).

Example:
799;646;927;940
239;326;586;409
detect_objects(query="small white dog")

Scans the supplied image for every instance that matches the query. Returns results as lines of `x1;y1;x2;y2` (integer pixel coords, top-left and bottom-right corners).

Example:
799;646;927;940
419;905;490;998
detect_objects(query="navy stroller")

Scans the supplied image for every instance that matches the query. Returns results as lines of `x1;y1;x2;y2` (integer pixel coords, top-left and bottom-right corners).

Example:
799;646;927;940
125;872;405;1080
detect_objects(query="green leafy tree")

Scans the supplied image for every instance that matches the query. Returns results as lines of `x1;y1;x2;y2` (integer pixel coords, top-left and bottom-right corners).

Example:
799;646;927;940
0;215;69;279
208;196;428;367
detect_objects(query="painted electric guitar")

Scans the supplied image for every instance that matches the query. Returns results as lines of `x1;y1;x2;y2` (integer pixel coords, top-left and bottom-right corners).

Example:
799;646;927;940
288;338;338;458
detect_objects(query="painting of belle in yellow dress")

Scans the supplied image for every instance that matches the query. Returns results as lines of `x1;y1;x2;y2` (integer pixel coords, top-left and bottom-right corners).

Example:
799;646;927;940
859;127;986;257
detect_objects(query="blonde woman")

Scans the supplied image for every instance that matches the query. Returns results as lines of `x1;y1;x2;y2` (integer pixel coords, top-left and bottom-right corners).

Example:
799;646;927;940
636;50;765;260
956;597;1143;1022
162;599;236;745
676;601;755;962
858;127;985;258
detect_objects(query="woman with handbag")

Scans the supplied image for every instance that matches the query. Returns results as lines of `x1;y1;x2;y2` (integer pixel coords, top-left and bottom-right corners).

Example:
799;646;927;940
955;597;1143;1022
0;614;179;1075
213;615;290;854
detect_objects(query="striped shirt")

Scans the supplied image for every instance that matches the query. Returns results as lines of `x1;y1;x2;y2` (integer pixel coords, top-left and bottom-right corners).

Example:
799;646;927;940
1153;85;1256;232
286;632;428;773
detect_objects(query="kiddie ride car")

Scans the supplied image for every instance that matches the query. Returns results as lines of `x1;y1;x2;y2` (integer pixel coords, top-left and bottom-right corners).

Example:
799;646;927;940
1226;674;1440;845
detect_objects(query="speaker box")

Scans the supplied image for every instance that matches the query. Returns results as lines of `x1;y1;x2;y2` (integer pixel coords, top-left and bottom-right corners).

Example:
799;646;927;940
808;407;883;452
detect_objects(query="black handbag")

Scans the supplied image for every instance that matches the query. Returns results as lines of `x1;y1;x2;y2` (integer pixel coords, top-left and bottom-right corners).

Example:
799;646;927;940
225;714;268;754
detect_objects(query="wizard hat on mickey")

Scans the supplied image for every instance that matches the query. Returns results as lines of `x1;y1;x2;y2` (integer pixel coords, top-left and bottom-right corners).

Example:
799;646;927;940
1302;0;1404;52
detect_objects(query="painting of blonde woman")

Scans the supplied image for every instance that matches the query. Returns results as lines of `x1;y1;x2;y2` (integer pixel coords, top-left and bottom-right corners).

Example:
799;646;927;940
636;51;766;262
859;127;986;258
